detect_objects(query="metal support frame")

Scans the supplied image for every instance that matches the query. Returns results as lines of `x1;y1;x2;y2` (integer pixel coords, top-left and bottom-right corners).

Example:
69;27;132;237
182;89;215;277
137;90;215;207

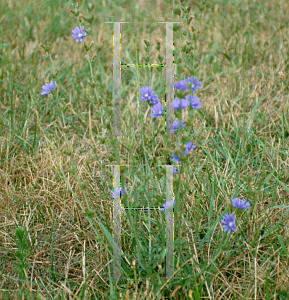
104;21;183;281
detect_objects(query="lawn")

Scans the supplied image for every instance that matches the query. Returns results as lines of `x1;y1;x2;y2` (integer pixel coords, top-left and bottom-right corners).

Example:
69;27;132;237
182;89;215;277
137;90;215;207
0;0;289;299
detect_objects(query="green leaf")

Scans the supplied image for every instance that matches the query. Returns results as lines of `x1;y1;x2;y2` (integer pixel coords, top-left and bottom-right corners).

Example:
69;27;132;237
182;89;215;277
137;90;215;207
212;60;219;74
276;233;288;257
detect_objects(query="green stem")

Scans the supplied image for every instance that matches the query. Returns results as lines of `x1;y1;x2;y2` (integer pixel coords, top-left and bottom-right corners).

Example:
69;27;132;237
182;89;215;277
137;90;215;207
139;100;152;265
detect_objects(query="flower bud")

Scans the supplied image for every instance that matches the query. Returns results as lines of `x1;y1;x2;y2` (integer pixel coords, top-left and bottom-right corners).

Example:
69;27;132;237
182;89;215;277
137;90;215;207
155;44;160;52
181;6;191;13
181;29;187;36
199;5;205;11
195;2;205;11
158;54;164;62
50;73;57;80
182;44;192;53
84;14;94;23
173;7;181;15
186;16;193;25
144;46;152;53
144;39;151;47
173;24;181;32
72;10;80;16
87;2;95;11
86;28;92;35
84;44;93;52
44;46;50;52
158;54;164;63
41;42;51;52
84;43;92;52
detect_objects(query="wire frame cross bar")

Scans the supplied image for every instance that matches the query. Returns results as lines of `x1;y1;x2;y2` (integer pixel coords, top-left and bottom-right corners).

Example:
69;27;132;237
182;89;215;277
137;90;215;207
103;21;181;137
108;164;181;280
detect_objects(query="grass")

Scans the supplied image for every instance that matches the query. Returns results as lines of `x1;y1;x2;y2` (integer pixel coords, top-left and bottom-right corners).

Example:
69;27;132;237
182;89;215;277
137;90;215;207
0;0;289;299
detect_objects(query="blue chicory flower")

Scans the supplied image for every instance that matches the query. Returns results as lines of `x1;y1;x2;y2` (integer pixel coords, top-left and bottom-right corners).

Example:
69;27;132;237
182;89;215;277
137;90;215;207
150;102;165;119
190;77;202;93
161;199;175;211
171;98;190;110
149;93;159;105
184;142;196;156
72;26;87;43
111;187;127;198
221;213;237;233
171;153;181;163
140;86;154;101
171;141;196;162
41;81;57;95
173;167;178;174
140;86;159;104
168;120;186;132
185;95;202;109
174;79;188;91
232;198;251;210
